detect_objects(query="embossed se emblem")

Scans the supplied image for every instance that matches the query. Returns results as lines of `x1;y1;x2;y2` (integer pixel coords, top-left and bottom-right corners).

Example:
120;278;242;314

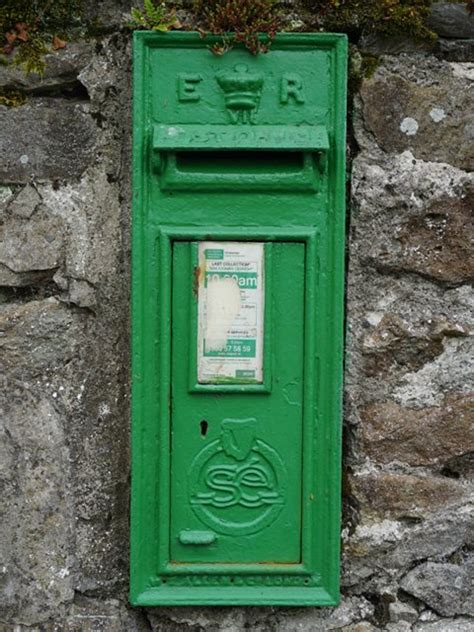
189;418;286;535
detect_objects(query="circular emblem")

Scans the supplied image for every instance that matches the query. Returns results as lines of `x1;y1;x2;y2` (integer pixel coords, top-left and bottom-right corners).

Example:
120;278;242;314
189;419;286;536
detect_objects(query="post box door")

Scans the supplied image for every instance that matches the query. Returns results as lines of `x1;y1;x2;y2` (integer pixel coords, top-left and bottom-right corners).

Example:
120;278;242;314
171;240;305;564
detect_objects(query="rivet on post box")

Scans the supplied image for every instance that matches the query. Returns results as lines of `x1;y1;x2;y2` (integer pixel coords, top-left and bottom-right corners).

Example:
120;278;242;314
131;32;347;607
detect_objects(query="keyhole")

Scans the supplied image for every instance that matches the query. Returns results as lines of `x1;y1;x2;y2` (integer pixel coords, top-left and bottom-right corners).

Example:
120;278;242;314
200;420;209;437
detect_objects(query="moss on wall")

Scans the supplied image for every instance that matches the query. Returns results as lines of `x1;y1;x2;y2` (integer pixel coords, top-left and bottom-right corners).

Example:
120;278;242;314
2;1;471;79
127;0;440;61
1;0;83;74
0;88;27;107
192;0;280;54
299;0;436;41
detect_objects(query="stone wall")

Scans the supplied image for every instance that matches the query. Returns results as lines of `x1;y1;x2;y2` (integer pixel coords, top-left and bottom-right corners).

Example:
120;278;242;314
0;2;473;631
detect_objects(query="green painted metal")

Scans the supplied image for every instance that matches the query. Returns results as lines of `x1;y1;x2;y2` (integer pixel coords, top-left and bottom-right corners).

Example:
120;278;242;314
131;31;347;607
172;241;304;565
153;124;329;150
179;531;217;546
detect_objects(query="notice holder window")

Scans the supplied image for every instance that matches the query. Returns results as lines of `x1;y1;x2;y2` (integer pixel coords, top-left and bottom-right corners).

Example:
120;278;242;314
197;241;265;385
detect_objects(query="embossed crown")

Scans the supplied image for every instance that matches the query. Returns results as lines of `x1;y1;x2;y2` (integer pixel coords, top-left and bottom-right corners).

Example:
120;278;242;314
216;63;264;112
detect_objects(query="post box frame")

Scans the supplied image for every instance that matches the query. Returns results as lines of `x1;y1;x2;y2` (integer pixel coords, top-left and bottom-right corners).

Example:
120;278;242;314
131;32;347;607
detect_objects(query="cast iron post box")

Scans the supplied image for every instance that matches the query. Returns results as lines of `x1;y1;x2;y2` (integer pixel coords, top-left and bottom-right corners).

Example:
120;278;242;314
131;32;347;606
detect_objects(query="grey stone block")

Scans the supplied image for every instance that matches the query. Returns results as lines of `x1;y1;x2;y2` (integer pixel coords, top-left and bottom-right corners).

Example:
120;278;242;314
0;207;64;286
438;38;474;61
7;184;41;219
358;56;474;171
0;99;97;183
428;3;474;39
401;560;474;617
0;43;94;93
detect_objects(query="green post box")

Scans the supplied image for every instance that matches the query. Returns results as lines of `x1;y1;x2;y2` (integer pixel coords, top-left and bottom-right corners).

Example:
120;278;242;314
131;32;347;607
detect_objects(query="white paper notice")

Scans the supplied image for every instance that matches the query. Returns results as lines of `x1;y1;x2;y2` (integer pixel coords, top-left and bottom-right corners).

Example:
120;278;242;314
198;242;264;384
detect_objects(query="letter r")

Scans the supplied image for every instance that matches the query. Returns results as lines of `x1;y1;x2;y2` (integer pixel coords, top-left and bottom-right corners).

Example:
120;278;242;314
281;74;305;104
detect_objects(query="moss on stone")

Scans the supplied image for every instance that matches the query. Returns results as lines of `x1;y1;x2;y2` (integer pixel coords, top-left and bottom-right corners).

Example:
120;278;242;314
348;48;380;96
129;0;182;32
130;1;438;47
300;0;436;41
193;0;281;54
0;0;451;77
0;88;27;107
0;0;83;75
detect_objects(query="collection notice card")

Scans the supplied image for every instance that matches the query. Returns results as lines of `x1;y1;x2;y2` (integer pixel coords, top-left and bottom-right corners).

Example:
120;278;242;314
197;242;264;384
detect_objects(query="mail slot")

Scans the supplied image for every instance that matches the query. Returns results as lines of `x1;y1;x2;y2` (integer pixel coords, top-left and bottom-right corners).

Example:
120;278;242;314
131;32;347;606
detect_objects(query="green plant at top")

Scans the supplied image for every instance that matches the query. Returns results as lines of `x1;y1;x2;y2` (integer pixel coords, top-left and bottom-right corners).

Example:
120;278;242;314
1;0;83;75
130;0;181;32
302;0;436;41
194;0;281;55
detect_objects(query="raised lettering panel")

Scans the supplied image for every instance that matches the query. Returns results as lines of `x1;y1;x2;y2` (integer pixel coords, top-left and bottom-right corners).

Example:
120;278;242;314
150;47;331;127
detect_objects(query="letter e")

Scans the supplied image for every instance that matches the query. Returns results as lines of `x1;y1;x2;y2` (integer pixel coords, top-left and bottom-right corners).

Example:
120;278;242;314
178;74;202;102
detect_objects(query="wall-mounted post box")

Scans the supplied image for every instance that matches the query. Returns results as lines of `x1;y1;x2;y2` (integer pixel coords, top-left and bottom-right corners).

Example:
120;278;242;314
131;32;347;607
